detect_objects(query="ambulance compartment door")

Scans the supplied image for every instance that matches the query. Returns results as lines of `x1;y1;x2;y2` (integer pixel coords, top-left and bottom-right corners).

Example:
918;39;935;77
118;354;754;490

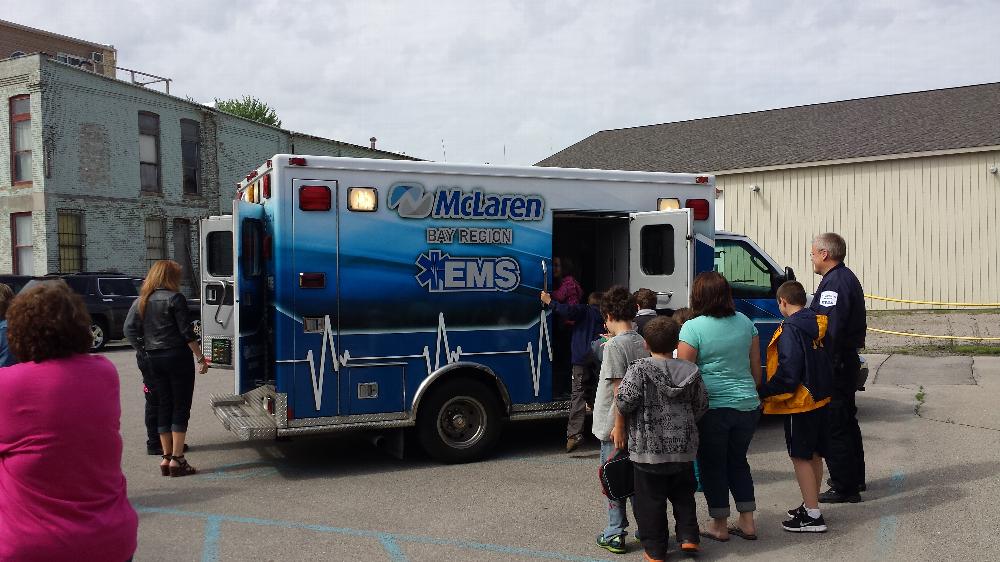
234;201;268;394
628;209;693;309
199;215;235;370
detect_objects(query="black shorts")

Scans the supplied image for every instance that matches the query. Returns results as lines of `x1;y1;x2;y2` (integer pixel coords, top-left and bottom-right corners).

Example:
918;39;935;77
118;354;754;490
784;406;830;460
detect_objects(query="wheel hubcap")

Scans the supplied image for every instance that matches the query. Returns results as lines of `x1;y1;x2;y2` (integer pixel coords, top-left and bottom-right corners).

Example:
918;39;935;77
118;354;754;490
91;325;105;348
437;396;487;450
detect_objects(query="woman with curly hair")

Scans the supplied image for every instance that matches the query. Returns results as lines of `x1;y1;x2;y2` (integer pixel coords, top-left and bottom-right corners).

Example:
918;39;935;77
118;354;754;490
0;281;138;561
124;260;208;478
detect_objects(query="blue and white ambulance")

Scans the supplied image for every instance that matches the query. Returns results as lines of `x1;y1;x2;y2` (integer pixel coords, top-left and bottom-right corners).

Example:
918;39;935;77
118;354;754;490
200;155;794;462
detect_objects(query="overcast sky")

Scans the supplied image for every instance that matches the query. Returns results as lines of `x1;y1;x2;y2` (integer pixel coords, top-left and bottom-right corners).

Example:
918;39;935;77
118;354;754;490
7;0;1000;164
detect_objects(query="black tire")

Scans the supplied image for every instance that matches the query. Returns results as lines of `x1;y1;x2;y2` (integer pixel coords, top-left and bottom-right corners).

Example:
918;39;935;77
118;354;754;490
417;379;503;464
90;318;108;351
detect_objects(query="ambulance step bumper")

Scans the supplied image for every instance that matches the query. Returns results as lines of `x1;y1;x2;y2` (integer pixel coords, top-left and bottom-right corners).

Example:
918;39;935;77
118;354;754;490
210;392;277;441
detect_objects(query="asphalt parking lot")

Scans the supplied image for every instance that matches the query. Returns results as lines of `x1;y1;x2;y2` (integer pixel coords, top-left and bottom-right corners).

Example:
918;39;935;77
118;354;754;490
108;346;1000;561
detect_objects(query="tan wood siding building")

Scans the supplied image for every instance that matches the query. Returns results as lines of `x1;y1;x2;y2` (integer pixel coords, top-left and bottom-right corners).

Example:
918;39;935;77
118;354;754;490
716;148;1000;309
537;83;1000;310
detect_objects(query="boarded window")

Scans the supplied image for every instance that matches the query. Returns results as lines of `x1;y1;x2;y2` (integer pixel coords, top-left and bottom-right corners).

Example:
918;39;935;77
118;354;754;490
10;95;31;184
58;212;86;273
181;119;201;195
145;217;166;268
173;218;196;294
139;112;160;191
11;212;33;275
640;224;675;276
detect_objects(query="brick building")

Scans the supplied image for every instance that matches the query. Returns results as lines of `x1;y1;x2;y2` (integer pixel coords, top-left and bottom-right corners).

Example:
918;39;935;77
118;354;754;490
0;53;410;293
0;19;117;77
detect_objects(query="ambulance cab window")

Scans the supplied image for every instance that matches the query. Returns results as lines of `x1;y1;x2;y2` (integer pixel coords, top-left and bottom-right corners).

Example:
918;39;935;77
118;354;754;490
241;219;263;277
206;231;234;277
640;224;675;276
714;239;777;299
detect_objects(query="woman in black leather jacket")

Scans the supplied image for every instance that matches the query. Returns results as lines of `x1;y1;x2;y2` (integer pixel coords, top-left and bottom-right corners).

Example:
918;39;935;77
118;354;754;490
124;260;209;477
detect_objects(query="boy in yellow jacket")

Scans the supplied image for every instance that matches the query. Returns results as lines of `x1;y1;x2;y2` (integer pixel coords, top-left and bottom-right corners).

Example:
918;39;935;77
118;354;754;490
758;281;834;533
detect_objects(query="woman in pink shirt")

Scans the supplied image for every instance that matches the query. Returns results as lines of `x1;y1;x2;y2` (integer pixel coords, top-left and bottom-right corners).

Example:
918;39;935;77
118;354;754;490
0;282;138;562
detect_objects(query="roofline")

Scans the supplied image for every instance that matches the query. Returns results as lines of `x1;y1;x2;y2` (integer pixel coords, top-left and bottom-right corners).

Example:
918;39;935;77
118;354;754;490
6;55;414;161
238;154;716;190
0;19;115;51
711;144;1000;176
599;81;1000;135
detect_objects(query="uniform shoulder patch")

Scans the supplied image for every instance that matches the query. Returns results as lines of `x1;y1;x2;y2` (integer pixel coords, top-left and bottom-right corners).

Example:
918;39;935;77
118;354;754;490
819;290;838;307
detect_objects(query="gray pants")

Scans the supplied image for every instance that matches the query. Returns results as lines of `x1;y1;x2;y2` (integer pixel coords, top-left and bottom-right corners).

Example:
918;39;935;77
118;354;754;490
567;364;588;437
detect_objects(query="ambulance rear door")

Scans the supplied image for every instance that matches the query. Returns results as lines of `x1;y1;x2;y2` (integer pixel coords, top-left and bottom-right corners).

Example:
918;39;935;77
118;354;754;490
628;209;693;309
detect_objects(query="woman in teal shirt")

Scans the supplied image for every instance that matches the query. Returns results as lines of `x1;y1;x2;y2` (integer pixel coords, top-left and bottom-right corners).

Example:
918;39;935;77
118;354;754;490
677;272;761;542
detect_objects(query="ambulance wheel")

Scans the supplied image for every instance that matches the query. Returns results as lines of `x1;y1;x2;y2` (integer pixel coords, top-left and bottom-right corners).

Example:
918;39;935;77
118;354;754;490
417;379;502;464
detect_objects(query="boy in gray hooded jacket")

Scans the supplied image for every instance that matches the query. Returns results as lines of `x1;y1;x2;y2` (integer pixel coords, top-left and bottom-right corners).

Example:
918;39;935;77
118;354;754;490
617;316;709;561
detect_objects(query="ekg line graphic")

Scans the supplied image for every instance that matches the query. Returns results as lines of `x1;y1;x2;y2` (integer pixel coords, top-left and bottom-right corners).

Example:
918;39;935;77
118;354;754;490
276;311;553;411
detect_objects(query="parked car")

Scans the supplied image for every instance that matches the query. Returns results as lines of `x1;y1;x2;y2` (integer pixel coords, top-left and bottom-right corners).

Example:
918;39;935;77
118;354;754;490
24;273;200;351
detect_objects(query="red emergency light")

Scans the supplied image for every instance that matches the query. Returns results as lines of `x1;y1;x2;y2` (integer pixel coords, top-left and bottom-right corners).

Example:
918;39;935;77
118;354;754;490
262;174;271;199
695;176;710;184
246;170;258;182
288;157;307;166
299;185;331;211
299;272;326;289
685;198;710;220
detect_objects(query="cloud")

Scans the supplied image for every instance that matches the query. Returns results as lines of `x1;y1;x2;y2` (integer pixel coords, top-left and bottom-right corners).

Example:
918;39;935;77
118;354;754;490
6;0;1000;165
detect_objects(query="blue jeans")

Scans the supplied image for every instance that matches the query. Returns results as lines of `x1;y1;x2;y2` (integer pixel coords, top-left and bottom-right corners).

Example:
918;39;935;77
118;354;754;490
696;408;760;519
600;440;631;537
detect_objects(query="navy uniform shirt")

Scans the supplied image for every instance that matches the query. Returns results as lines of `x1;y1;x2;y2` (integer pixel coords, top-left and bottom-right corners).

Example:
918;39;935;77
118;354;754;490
810;262;866;356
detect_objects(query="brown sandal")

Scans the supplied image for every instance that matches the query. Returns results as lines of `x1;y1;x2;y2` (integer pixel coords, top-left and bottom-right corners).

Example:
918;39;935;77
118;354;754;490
169;455;197;477
160;454;171;477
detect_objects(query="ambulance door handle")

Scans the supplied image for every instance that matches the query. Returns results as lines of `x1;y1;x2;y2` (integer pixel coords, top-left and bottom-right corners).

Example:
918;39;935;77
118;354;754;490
541;260;549;310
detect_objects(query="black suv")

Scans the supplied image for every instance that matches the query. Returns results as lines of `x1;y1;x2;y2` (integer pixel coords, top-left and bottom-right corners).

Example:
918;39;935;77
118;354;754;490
28;273;201;351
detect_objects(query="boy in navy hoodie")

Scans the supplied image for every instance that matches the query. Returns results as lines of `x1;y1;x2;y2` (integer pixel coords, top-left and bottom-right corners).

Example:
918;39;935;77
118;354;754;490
759;281;834;533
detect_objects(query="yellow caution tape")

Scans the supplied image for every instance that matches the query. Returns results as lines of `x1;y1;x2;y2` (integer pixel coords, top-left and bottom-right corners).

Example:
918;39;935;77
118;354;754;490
867;327;1000;341
864;294;1000;307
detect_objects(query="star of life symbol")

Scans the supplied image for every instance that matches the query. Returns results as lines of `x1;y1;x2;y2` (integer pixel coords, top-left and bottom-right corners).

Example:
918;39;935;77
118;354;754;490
415;250;520;293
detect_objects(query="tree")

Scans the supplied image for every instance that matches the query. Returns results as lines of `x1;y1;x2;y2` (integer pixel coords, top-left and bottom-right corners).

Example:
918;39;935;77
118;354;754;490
214;96;282;128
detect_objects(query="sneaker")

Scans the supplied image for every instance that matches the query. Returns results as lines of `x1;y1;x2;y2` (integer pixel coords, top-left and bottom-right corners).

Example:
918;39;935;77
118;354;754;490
787;503;805;517
782;509;828;533
566;434;584;453
818;488;861;503
596;533;628;554
642;552;665;562
679;541;700;553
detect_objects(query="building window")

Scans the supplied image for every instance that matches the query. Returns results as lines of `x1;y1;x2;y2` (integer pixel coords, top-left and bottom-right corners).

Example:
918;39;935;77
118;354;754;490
145;217;166;268
180;119;201;195
58;212;86;273
139;112;160;191
10;95;31;184
11;212;33;275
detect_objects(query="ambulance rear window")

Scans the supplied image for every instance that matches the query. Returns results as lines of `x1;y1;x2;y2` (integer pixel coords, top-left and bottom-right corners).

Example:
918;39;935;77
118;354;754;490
241;219;263;277
640;224;675;276
206;231;233;277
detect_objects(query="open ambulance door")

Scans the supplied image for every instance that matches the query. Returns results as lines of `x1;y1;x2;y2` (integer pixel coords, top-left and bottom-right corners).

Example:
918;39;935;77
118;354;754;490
233;200;268;394
629;209;693;309
199;215;235;370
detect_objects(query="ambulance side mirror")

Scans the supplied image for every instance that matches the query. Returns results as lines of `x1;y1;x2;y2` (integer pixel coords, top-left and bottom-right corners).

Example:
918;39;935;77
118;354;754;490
785;266;796;281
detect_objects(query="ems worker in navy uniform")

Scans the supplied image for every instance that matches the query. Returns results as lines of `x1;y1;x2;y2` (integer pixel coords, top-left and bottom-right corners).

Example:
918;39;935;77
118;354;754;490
809;232;867;503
